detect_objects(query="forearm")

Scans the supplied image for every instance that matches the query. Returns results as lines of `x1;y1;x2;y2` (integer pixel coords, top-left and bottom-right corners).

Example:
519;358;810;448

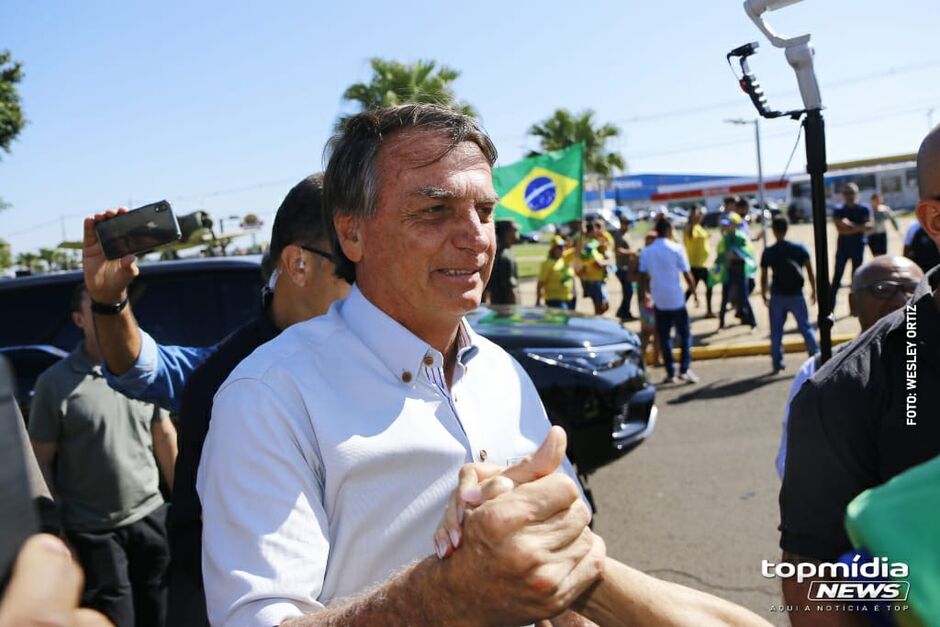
760;270;768;297
153;431;178;490
93;307;142;375
282;557;477;627
575;558;770;627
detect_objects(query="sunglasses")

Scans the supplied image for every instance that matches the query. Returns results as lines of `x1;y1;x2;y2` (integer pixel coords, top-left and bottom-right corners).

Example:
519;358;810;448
300;245;333;263
860;279;919;300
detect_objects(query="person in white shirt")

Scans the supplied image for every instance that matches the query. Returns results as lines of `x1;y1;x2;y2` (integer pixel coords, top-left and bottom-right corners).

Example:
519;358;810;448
197;104;605;627
638;219;699;384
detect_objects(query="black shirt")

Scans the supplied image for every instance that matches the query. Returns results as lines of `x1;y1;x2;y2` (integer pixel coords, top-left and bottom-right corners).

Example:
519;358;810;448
166;314;279;614
780;266;940;560
833;203;872;253
760;240;810;296
487;246;519;304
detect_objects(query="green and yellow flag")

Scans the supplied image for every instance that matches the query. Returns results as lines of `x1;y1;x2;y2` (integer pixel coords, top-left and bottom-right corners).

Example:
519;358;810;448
493;143;583;232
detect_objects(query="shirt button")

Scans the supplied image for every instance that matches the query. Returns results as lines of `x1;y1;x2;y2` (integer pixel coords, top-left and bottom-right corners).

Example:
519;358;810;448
401;371;413;383
479;449;488;461
423;356;434;366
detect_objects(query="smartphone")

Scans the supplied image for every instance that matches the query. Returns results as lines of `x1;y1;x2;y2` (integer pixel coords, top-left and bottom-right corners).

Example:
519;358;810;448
95;200;182;259
0;356;38;586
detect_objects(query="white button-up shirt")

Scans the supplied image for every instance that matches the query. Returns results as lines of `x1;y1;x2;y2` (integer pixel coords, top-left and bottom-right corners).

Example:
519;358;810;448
197;286;576;626
638;237;691;311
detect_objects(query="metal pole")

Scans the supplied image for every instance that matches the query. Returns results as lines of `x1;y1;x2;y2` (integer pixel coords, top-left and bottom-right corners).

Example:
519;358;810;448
754;119;767;247
804;109;832;363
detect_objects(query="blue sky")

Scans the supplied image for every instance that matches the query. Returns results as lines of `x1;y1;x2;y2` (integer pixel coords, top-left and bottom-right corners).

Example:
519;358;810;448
1;0;937;253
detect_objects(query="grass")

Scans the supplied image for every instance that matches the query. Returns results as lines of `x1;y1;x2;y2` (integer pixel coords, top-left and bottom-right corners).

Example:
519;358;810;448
514;243;550;279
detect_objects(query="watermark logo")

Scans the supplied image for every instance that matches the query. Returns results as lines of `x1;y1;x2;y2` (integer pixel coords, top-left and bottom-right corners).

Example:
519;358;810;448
762;555;910;603
808;581;909;602
905;303;918;427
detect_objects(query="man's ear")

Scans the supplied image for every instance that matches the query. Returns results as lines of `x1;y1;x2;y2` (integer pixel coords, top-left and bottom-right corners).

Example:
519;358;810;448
71;311;84;329
334;214;364;264
915;199;940;244
280;244;307;286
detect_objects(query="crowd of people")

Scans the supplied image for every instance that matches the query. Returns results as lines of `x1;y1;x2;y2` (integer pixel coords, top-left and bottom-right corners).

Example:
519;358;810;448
6;105;940;627
509;177;934;385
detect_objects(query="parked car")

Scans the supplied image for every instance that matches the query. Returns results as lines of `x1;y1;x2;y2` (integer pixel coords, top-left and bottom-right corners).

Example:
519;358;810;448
0;257;657;486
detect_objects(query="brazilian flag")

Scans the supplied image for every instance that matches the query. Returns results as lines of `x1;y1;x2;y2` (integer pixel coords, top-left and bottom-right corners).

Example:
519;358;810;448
493;143;583;232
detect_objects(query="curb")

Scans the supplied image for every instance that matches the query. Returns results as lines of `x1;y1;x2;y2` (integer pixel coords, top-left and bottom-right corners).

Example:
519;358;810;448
647;333;857;364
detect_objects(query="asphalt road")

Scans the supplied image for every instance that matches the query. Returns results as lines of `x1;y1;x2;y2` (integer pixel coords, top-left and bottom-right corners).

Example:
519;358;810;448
587;352;809;626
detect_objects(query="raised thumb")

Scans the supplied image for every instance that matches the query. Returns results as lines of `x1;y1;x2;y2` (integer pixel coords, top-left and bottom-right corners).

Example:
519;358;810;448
501;425;567;486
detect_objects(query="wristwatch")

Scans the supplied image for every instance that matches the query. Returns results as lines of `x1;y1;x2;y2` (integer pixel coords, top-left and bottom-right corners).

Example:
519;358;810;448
90;296;129;315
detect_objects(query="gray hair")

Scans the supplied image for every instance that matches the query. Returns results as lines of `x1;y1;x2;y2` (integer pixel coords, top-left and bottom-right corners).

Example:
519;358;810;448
323;103;498;284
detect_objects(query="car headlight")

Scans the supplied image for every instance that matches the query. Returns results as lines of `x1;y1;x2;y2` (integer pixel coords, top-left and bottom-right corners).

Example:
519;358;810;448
525;343;640;374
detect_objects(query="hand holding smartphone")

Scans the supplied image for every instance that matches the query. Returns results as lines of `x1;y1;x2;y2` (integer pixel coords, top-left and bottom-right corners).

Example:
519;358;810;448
94;201;181;260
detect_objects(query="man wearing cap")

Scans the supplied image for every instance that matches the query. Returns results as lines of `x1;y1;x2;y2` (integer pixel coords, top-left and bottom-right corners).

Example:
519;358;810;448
829;182;873;312
536;236;577;309
717;212;757;329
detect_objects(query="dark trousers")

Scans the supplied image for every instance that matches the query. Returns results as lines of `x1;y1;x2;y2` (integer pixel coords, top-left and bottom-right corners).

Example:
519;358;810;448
719;270;756;328
615;268;634;319
830;248;864;312
685;267;713;313
868;232;887;256
166;522;210;627
654;306;692;377
66;505;169;627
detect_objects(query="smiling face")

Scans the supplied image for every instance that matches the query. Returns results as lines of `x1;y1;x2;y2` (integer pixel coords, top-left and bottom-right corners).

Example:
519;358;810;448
336;130;498;346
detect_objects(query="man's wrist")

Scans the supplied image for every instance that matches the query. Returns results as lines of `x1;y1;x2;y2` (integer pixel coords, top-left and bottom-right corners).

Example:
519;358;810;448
90;294;129;315
88;289;128;306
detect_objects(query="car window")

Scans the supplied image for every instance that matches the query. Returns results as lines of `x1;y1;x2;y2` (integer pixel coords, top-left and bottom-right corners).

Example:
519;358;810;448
0;265;263;350
131;270;262;346
0;281;77;349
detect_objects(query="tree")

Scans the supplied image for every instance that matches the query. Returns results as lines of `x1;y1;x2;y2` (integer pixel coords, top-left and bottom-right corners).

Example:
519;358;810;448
527;109;625;180
0;50;26;158
0;239;11;271
15;251;41;273
337;58;476;129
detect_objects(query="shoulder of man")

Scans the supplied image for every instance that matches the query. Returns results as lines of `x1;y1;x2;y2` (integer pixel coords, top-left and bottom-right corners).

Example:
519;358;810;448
215;311;345;397
32;356;78;401
809;308;902;390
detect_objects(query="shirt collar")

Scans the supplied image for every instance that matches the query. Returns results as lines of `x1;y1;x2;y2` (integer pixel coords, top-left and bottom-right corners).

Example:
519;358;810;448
883;265;940;341
68;344;102;376
339;285;480;386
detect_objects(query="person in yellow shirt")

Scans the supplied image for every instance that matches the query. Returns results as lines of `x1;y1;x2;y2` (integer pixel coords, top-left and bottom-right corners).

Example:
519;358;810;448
535;236;576;309
683;206;715;318
578;217;612;314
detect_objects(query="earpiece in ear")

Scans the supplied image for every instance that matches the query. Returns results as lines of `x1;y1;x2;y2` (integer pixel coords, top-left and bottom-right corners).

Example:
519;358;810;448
298;258;306;271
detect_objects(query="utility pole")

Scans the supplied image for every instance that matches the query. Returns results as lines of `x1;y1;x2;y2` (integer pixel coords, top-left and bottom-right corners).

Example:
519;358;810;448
725;117;768;246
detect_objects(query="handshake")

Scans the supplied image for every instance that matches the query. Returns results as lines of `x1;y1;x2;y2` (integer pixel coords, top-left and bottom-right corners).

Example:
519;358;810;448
430;427;770;627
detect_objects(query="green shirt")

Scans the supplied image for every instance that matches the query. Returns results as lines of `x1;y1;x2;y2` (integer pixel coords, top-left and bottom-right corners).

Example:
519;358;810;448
28;345;168;532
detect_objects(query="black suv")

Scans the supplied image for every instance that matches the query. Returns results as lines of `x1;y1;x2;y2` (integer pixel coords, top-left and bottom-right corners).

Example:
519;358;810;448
0;257;656;479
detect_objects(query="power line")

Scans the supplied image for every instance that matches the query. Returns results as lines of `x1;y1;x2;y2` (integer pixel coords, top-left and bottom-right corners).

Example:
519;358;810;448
614;59;940;126
628;102;937;161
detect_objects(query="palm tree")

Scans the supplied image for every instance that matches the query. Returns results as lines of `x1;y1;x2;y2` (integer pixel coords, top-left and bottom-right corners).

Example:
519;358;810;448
15;251;41;273
527;109;626;180
0;239;11;271
38;247;60;271
337;58;476;129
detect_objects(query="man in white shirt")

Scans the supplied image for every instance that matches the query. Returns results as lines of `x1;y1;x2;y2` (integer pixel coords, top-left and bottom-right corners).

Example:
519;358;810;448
197;104;605;626
638;219;698;384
